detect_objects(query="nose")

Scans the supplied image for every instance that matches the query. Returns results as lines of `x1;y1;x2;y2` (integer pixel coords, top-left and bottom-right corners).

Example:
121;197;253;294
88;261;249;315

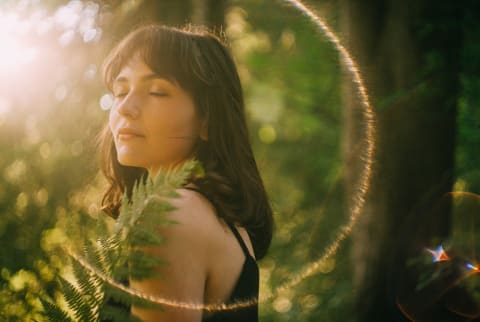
116;92;140;119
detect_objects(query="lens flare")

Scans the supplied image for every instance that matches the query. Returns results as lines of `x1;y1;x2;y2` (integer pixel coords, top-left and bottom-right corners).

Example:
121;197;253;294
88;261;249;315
466;263;479;272
67;248;258;312
427;245;450;263
263;0;375;300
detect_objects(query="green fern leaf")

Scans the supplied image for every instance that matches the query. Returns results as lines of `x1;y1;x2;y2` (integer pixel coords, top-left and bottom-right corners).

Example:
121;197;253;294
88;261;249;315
48;159;199;321
71;257;102;308
128;250;168;280
99;304;143;322
129;225;164;247
83;239;112;276
40;297;74;322
59;276;95;321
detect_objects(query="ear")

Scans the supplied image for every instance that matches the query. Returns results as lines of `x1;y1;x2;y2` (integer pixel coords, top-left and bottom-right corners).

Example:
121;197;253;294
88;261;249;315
199;118;208;141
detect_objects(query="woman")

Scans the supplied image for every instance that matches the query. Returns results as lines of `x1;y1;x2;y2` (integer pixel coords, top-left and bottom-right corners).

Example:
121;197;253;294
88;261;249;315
97;24;274;322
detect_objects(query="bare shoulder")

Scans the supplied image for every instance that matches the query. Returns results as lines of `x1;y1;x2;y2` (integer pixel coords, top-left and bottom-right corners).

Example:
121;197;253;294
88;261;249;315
166;188;224;232
167;189;256;256
156;188;231;255
165;188;255;258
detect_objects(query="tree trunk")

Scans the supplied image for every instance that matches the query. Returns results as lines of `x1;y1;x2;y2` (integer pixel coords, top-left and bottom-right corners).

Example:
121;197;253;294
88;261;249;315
145;0;226;28
340;0;463;321
102;0;227;45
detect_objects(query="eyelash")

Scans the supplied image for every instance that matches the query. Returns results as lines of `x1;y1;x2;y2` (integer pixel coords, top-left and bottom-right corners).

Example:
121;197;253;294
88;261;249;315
113;91;168;98
149;91;168;97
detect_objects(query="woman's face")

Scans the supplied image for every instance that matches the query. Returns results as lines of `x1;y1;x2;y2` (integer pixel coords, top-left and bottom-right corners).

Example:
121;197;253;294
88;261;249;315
109;54;205;175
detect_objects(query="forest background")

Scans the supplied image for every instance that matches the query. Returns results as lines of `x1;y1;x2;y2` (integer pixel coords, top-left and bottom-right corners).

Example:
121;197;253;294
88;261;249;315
0;0;479;321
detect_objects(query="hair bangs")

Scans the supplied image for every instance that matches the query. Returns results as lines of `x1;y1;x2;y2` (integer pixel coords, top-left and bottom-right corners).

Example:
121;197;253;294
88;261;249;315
102;25;212;96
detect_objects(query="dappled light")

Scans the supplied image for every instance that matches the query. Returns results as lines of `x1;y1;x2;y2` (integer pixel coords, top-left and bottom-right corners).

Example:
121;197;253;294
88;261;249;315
0;0;478;321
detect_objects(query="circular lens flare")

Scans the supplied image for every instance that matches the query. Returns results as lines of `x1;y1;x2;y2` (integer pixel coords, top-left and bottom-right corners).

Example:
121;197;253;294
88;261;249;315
62;0;377;314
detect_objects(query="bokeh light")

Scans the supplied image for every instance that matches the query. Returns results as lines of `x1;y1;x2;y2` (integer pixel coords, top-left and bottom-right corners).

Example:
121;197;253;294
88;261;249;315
0;0;103;106
0;12;38;77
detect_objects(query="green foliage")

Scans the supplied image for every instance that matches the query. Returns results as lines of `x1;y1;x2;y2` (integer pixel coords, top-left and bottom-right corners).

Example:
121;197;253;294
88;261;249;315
40;161;198;321
39;298;73;322
229;1;354;321
99;305;142;322
456;1;480;194
0;1;478;321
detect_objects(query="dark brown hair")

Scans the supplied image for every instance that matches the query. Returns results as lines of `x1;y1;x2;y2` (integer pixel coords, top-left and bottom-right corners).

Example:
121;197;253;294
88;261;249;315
98;24;273;260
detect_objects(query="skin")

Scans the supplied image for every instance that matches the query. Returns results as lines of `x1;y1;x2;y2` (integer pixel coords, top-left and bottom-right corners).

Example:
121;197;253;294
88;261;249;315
109;54;206;177
109;55;256;322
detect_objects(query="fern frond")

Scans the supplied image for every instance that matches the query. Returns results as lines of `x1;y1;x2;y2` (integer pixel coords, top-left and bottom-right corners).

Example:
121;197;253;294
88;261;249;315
71;257;102;308
58;276;96;321
99;304;143;322
128;250;168;280
40;298;73;322
103;283;147;308
47;159;199;320
143;198;178;217
83;239;112;276
129;225;165;247
147;160;197;193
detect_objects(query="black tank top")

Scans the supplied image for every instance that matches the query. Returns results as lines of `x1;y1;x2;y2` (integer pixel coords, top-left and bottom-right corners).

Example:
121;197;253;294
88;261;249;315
103;187;259;322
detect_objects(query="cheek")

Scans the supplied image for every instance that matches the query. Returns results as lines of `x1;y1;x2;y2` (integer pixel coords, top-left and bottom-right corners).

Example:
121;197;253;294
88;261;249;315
148;108;200;138
108;111;118;140
108;113;114;132
145;113;200;162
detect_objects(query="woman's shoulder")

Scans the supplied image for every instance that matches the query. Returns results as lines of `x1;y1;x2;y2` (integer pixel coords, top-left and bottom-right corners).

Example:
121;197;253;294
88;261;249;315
167;188;254;257
159;188;229;247
168;188;222;228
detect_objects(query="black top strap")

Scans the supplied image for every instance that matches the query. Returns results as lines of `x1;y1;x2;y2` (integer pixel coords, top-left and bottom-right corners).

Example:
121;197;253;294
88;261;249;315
225;221;251;258
183;186;252;258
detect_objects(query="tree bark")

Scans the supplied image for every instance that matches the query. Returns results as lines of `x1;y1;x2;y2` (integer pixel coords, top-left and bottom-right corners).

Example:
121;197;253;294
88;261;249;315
101;0;227;46
145;0;226;28
340;0;463;321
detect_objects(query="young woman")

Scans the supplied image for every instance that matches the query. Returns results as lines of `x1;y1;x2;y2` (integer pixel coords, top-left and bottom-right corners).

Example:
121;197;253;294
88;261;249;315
97;24;274;322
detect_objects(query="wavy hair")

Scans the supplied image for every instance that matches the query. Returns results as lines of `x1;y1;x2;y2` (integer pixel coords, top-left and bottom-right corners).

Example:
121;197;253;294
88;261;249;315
98;25;273;260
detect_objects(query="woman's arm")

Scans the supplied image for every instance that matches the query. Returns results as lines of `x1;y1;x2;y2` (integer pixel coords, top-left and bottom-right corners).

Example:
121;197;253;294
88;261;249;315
130;189;212;322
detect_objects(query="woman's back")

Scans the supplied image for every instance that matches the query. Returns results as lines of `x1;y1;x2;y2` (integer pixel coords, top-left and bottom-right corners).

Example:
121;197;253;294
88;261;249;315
129;188;259;321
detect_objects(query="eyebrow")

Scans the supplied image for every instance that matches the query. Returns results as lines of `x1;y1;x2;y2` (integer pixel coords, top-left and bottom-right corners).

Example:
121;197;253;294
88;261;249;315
113;73;169;84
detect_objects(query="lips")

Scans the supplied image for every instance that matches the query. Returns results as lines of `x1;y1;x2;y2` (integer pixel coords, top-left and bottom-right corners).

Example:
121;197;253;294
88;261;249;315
117;127;145;139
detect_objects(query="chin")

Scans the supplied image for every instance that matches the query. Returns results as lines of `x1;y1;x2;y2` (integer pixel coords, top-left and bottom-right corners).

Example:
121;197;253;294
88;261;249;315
117;151;188;171
116;154;147;169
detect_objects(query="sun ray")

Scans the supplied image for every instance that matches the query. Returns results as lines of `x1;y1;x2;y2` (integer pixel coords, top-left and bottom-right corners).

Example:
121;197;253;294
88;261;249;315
0;12;38;77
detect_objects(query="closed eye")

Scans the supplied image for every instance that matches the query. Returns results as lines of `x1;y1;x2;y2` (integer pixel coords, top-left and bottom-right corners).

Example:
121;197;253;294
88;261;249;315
149;91;168;97
114;92;128;98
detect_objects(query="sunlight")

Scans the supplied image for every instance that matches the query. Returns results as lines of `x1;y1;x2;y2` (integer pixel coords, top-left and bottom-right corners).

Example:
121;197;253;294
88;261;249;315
0;0;376;317
0;0;102;112
0;13;38;77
